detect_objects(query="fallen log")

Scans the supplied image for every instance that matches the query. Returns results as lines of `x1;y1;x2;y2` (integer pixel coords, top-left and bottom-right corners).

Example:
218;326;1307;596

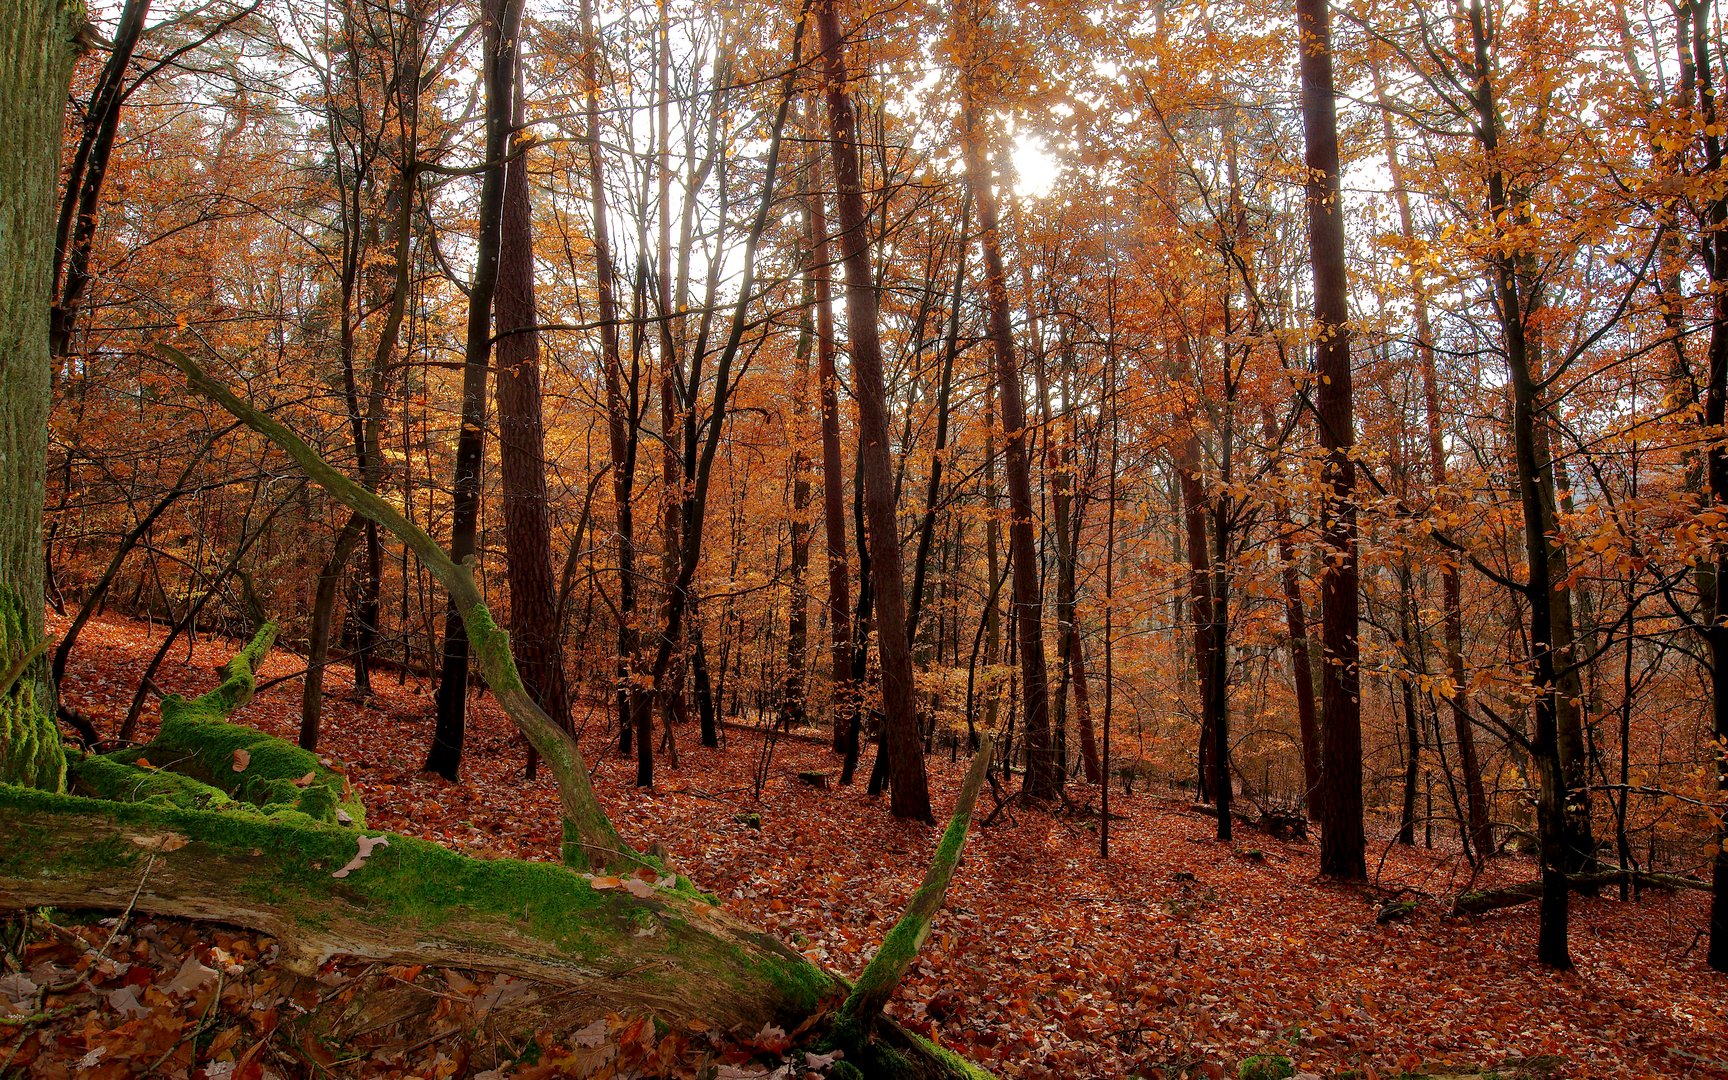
2;627;991;1077
1452;870;1708;916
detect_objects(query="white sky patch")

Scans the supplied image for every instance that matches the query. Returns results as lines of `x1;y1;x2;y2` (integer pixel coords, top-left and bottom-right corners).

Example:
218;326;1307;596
1012;132;1060;198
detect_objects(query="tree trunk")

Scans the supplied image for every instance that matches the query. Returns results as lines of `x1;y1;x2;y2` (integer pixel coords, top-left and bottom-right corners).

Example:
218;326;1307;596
807;125;854;754
49;0;149;357
301;513;367;751
0;0;78;790
1295;0;1365;880
1465;0;1571;966
1175;428;1215;802
426;0;522;780
1680;0;1728;975
1373;59;1492;857
579;0;642;764
815;0;931;822
495;68;575;762
956;95;1054;805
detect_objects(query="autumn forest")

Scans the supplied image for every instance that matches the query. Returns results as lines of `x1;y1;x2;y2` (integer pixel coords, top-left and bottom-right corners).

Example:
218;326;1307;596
2;0;1727;1074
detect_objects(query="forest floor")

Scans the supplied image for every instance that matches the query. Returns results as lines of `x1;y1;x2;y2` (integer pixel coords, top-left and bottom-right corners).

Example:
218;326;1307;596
15;612;1728;1079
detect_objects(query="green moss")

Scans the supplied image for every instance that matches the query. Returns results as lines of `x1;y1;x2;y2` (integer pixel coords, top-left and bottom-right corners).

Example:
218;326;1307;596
68;750;235;812
912;1034;999;1080
147;713;363;826
1238;1053;1295;1080
464;604;524;695
0;584;63;792
0;783;835;1018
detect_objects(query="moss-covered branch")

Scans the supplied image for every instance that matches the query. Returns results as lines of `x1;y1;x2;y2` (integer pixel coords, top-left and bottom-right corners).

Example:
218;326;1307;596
160;344;627;871
840;733;995;1028
65;624;364;828
1452;870;1709;916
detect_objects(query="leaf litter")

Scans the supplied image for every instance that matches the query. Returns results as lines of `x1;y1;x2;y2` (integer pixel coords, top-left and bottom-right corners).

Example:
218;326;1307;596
17;611;1728;1078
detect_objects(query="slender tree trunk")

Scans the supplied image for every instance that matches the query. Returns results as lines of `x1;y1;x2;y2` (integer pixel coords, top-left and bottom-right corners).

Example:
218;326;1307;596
907;207;968;645
1679;0;1728;974
1397;562;1422;846
654;0;690;759
301;513;366;751
1296;0;1365;880
1267;455;1320;815
956;94;1054;804
805;128;854;754
1465;0;1571;965
815;0;931;821
426;0;522;780
49;0;149;358
1175;427;1215;801
581;0;642;763
780;187;819;731
1373;60;1493;857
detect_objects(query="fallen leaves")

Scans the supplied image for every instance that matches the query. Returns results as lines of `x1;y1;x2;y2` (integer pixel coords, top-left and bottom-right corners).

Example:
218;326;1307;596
332;834;390;878
33;612;1728;1079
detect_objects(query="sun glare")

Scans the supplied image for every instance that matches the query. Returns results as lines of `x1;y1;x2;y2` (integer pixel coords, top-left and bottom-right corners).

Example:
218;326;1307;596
1012;133;1060;198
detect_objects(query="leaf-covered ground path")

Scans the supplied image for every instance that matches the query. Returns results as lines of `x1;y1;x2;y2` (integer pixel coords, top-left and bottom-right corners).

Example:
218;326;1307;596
39;613;1728;1078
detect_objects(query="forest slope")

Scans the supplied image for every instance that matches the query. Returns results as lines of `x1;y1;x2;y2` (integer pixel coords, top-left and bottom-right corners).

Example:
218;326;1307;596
36;612;1728;1079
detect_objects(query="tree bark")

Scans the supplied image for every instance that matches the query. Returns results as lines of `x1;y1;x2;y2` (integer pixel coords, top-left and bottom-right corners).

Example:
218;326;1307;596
1295;0;1365;880
0;0;79;790
495;66;575;764
815;0;932;822
426;0;523;780
956;93;1054;805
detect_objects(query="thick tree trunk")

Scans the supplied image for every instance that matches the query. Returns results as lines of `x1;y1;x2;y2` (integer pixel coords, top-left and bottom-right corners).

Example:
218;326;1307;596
13;587;990;1080
0;0;77;791
815;0;932;822
1295;0;1365;880
495;76;575;766
0;786;835;1031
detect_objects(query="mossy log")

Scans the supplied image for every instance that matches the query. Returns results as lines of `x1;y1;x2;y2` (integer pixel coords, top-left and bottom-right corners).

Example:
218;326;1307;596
1452;870;1708;916
0;784;836;1032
